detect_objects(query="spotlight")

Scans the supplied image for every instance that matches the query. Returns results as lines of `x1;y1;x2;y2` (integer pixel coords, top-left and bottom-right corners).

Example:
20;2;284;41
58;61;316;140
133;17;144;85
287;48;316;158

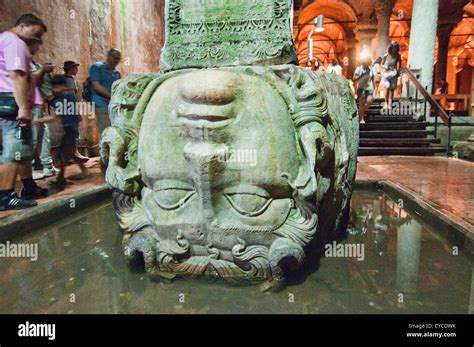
314;15;325;33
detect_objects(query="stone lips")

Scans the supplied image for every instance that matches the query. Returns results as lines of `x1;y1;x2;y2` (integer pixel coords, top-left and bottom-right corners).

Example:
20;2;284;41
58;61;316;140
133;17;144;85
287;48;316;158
101;65;358;285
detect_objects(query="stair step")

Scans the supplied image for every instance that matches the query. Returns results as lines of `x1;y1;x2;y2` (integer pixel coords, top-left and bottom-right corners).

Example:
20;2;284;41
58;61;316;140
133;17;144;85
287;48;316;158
360;122;428;130
359;146;446;156
365;110;419;117
359;130;434;138
364;115;421;122
359;138;441;147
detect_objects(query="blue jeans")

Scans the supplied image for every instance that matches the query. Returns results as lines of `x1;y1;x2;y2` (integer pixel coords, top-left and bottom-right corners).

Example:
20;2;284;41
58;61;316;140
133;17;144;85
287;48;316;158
31;106;53;167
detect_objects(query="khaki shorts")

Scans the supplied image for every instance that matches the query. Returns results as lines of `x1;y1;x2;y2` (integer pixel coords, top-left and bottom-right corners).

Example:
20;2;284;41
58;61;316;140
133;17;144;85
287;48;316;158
94;108;111;136
48;116;66;148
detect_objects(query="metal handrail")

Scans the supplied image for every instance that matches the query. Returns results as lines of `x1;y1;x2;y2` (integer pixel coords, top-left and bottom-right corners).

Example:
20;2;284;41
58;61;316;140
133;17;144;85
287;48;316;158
401;67;452;156
401;67;450;125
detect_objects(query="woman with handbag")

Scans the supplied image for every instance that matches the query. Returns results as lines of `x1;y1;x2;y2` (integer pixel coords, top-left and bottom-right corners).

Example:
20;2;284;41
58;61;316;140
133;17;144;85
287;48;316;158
381;42;402;112
372;57;383;98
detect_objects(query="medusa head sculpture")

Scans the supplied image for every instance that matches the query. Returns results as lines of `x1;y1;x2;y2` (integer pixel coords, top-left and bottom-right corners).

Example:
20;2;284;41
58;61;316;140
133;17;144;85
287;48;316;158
101;65;358;286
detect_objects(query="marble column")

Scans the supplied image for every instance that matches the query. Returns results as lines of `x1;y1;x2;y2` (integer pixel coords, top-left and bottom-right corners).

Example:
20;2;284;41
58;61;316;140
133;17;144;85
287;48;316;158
375;0;396;59
435;24;454;87
446;55;457;95
355;24;378;58
396;219;422;294
407;0;439;94
346;37;358;78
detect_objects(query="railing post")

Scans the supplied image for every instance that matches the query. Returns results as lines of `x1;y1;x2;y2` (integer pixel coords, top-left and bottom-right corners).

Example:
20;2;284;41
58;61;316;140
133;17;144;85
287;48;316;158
446;112;452;157
423;86;428;118
434;111;438;138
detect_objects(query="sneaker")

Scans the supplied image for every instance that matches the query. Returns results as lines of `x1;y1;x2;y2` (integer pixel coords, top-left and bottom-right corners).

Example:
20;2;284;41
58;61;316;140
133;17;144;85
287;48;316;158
0;191;38;211
43;166;60;177
21;185;49;200
32;170;45;180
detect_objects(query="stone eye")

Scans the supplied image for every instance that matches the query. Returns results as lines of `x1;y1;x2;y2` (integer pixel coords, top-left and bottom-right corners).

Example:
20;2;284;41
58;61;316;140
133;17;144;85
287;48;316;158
153;189;196;210
225;193;272;217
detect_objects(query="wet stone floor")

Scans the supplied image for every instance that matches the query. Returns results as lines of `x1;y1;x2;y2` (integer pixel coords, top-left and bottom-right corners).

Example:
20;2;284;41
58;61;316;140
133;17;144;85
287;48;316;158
0;190;472;314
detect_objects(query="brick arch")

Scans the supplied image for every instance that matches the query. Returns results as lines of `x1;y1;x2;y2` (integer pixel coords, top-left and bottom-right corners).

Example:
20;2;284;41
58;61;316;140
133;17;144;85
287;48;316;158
295;1;358;68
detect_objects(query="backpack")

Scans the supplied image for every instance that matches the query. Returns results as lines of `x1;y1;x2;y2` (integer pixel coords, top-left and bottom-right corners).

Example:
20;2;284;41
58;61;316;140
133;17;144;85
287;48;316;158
83;62;110;102
82;77;92;102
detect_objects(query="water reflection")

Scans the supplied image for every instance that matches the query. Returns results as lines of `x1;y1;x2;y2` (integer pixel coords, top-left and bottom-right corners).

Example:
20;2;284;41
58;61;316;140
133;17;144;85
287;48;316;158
350;190;423;294
0;190;472;314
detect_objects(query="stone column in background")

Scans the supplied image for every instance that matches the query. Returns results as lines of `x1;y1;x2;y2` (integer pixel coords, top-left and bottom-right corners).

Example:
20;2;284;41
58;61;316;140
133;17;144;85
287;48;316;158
396;219;422;294
375;0;396;59
435;24;454;88
407;0;439;94
355;24;378;59
346;37;358;78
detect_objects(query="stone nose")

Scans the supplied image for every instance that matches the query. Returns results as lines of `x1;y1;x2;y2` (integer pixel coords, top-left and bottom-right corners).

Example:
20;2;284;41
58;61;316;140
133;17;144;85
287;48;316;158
184;142;229;222
179;70;239;106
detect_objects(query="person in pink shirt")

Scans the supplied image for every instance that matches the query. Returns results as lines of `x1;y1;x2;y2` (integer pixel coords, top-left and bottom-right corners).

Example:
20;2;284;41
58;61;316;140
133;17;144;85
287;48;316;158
0;14;48;211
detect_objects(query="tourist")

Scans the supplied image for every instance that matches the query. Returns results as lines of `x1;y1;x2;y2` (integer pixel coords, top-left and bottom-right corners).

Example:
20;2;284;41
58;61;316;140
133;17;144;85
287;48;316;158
88;48;121;137
64;60;89;163
314;58;326;73
29;39;57;180
0;14;49;211
353;57;374;124
381;42;402;111
48;74;91;189
327;59;342;75
63;60;80;96
436;79;449;94
372;57;383;98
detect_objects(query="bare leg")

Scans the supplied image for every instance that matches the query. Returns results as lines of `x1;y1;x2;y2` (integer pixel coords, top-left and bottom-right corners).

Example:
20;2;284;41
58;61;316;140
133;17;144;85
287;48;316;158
50;147;61;169
0;163;18;190
51;148;65;182
384;87;389;109
358;96;367;123
388;89;394;111
366;95;373;110
75;160;87;174
18;162;33;180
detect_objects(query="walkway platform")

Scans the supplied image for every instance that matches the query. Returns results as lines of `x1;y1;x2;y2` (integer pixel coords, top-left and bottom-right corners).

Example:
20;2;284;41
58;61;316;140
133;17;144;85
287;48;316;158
356;156;474;231
0;157;105;220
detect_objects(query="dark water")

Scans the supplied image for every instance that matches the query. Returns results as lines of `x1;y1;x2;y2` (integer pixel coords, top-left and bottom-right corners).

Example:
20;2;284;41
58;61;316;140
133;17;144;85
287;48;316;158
0;190;472;314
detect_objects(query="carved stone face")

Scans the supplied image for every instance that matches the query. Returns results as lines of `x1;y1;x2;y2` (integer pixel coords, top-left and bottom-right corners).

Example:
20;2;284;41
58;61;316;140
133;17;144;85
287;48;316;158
103;66;358;284
139;70;302;259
